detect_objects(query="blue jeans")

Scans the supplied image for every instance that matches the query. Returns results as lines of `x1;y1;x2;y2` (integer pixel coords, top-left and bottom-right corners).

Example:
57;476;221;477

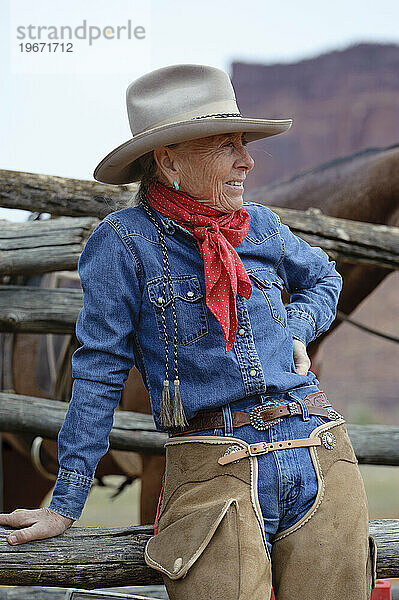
179;389;333;557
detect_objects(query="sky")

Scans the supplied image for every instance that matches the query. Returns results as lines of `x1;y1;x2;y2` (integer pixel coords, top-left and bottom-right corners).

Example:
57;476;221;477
1;0;399;221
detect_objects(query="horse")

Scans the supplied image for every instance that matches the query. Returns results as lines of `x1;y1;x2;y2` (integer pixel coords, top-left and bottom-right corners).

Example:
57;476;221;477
2;142;398;524
248;142;399;363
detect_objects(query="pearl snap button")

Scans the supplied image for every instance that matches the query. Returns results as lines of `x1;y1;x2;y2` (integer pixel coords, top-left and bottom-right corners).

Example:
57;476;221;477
249;369;257;377
187;290;194;298
238;328;245;335
157;297;164;304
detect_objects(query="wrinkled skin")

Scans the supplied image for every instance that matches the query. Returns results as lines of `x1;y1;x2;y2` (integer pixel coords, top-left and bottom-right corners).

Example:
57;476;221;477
0;132;311;544
154;132;255;213
0;507;73;545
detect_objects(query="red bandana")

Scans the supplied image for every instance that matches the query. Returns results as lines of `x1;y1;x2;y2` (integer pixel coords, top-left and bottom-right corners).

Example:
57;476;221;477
145;181;252;353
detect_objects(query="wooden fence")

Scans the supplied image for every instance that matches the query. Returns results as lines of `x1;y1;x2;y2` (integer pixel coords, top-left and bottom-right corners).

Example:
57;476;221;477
0;168;398;595
0;519;398;588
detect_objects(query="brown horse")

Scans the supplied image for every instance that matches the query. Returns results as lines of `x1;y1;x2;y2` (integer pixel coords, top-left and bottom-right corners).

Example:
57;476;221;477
2;142;398;524
248;142;399;361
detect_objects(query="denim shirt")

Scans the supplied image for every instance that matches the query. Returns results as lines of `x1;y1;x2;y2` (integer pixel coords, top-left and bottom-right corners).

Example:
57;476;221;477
48;200;343;520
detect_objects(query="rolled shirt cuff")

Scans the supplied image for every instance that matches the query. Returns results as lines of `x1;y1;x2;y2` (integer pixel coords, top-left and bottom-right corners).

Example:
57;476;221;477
286;309;317;346
48;468;93;521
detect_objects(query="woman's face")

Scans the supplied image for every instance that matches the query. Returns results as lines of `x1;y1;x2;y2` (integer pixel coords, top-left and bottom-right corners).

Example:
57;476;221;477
154;132;255;213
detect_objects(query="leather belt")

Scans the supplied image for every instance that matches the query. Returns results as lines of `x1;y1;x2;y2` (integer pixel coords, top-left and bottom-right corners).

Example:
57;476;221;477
218;437;323;465
169;391;343;436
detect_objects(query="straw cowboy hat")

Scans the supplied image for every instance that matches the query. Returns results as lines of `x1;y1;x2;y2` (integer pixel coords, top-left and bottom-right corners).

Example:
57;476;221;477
93;63;293;185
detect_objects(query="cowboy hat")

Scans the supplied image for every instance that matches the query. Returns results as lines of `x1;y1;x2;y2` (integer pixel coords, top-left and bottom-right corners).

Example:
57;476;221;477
93;63;293;185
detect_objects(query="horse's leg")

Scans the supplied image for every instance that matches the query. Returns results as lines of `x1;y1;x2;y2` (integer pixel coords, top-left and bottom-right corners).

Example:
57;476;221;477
2;438;54;512
140;454;166;525
121;367;164;525
37;438;130;479
6;333;62;510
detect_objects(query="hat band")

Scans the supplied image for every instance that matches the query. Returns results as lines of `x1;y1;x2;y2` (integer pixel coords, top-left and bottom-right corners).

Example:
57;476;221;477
192;112;242;119
131;111;244;138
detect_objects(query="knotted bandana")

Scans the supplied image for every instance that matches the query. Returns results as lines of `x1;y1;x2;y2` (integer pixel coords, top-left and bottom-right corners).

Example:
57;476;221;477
145;181;252;353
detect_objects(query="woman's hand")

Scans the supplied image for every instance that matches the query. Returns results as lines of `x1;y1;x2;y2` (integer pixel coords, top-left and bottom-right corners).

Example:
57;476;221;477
0;507;74;545
293;337;311;375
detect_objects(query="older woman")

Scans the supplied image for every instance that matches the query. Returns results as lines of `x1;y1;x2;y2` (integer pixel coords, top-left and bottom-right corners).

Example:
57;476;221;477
0;65;375;599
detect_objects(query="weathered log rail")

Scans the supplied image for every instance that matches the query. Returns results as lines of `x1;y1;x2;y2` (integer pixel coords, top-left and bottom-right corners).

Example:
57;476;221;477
1;393;399;465
0;519;397;587
0;209;397;274
0;587;169;600
267;205;399;269
0;393;166;455
0;169;399;273
0;525;159;588
0;286;82;333
0;587;169;599
0;210;398;284
0;169;136;219
0;217;98;276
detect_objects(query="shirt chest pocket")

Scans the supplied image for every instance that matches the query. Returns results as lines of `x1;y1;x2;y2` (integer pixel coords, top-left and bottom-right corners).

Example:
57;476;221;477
147;275;209;346
248;272;287;328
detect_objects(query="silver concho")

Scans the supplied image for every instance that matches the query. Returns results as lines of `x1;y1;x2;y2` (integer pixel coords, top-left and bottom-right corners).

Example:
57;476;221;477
249;403;282;430
321;431;337;450
223;444;242;464
327;408;344;421
287;401;301;415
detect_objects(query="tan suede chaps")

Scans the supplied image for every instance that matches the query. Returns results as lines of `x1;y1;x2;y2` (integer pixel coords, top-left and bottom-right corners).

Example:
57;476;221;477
144;418;377;599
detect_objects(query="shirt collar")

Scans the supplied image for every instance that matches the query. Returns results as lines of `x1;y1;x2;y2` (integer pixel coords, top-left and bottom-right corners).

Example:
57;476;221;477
150;209;196;240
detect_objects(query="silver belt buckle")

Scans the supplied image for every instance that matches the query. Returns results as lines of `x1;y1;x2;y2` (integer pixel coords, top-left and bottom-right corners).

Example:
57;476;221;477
249;402;282;430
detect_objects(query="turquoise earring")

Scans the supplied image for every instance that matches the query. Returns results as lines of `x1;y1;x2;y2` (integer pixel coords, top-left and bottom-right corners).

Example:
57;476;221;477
173;180;180;191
